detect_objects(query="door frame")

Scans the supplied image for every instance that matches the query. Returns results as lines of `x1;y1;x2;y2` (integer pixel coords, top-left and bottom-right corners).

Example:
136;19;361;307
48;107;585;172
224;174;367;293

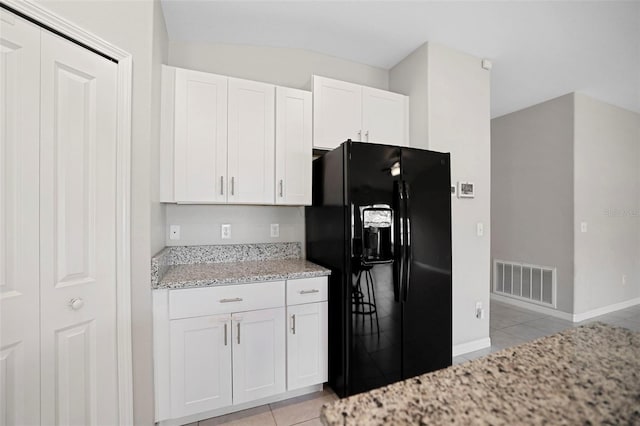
2;0;134;423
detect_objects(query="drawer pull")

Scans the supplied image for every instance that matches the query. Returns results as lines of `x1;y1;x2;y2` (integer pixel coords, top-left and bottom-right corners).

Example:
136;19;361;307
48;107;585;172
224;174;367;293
224;323;228;346
220;297;243;303
291;314;296;335
299;289;320;295
237;322;241;344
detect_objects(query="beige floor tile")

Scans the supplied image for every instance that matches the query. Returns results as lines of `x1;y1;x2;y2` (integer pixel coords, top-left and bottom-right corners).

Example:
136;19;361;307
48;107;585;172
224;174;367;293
292;418;323;426
198;405;275;426
270;389;337;426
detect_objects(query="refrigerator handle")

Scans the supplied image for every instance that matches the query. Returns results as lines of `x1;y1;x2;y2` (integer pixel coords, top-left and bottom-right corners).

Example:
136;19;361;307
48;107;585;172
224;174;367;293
393;181;403;302
403;182;412;302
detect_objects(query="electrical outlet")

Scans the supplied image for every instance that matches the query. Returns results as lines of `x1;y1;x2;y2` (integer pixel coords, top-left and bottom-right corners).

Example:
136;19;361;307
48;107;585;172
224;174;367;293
622;274;627;286
221;224;231;239
475;302;484;319
270;224;280;238
169;225;180;240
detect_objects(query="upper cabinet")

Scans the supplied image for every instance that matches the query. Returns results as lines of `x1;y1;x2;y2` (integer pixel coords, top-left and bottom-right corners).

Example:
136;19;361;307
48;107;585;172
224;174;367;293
275;87;312;205
312;75;409;150
227;78;275;204
161;66;312;205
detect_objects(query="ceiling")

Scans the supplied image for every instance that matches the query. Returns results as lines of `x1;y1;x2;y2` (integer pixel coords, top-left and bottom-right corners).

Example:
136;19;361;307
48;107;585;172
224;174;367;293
160;1;640;118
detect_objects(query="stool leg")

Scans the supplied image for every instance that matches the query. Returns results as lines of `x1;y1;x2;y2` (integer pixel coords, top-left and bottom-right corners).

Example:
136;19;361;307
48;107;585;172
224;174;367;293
367;269;380;336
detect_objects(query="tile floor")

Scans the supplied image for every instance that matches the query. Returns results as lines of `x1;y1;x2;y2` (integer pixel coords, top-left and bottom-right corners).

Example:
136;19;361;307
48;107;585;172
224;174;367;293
187;300;640;425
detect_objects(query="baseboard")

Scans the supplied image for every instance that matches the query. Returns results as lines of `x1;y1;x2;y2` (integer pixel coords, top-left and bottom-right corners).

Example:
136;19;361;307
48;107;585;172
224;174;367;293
491;294;573;321
572;297;640;323
453;337;491;357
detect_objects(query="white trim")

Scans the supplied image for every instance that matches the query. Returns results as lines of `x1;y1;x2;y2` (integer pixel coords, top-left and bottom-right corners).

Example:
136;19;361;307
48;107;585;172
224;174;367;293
453;337;491;357
4;1;134;424
491;294;574;321
572;298;640;323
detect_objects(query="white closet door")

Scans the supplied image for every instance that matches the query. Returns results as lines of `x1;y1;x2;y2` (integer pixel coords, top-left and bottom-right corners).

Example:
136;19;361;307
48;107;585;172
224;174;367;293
39;31;119;426
0;11;41;426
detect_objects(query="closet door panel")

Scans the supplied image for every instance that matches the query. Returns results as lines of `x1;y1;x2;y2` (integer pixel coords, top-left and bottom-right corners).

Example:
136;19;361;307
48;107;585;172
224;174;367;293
0;11;41;426
39;31;119;426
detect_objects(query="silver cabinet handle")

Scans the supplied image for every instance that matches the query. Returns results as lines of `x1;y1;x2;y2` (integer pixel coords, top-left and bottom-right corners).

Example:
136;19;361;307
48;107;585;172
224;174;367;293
291;314;296;334
220;297;243;303
220;176;224;195
357;130;362;140
69;298;84;310
237;322;241;344
365;130;369;141
231;177;235;195
299;289;319;295
279;179;284;198
224;323;228;346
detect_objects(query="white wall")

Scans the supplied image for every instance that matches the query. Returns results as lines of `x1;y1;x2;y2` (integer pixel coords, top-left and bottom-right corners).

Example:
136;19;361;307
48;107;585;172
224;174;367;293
426;43;492;349
164;205;305;248
390;43;492;350
389;43;429;149
573;94;640;314
168;40;389;90
491;94;575;313
33;1;168;424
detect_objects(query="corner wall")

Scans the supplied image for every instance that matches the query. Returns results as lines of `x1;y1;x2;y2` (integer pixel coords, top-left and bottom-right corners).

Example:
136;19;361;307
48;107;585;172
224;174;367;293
573;94;640;314
491;94;575;314
390;43;492;351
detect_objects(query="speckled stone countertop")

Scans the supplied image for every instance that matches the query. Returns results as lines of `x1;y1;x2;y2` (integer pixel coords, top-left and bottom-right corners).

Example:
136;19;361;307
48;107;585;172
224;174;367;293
321;323;640;425
151;243;330;289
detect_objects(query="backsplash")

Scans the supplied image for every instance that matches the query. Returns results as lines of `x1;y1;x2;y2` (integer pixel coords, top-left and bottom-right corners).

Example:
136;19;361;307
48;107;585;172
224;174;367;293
151;242;302;287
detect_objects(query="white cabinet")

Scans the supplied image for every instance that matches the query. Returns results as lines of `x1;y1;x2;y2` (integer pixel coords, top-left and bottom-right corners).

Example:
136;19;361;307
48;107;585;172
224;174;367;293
169;67;228;203
170;315;232;418
287;302;328;391
275;87;312;205
312;75;409;150
161;67;276;204
286;277;328;391
232;308;286;404
228;78;275;204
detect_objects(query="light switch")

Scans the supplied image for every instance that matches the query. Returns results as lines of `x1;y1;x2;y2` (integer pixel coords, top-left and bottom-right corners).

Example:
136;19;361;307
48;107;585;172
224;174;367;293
580;222;588;233
476;222;484;237
270;224;280;238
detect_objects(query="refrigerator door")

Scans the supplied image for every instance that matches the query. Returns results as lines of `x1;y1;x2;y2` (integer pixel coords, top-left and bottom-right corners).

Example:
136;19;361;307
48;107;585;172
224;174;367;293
400;148;452;379
347;142;403;395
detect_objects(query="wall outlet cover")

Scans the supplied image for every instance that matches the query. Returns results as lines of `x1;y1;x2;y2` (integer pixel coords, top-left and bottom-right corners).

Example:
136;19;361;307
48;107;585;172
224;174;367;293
169;225;180;240
221;224;231;239
270;223;280;238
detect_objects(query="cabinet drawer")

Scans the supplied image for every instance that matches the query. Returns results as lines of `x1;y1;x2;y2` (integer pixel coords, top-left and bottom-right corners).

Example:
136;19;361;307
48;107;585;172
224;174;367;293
169;281;285;319
287;277;328;305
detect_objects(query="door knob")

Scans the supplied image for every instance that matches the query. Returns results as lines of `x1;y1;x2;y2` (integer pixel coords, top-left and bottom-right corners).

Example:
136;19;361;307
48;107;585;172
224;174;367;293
69;298;84;310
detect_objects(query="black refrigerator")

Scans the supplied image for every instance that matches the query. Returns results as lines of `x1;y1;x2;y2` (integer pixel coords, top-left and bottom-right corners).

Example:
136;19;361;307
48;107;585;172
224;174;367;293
306;141;452;398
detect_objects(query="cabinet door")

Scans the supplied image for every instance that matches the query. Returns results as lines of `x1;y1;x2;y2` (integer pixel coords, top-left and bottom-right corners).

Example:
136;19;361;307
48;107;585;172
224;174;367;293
174;68;228;203
0;11;41;426
170;315;232;418
287;302;328;391
227;78;275;204
313;76;362;150
232;308;285;404
275;87;312;205
362;86;409;146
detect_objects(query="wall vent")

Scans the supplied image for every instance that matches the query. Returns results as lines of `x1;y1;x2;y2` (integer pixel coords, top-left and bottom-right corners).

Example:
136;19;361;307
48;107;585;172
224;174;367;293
493;259;556;308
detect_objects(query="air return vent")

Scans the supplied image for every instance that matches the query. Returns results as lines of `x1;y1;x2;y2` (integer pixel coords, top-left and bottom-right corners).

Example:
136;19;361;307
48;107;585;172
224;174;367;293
493;260;556;308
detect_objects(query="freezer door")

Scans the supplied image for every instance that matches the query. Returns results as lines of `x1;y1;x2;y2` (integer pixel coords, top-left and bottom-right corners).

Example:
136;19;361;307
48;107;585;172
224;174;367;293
347;142;404;395
400;148;452;379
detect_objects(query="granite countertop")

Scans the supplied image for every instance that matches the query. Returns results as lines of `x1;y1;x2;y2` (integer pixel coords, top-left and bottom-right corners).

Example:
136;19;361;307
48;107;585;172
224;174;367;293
157;258;330;289
321;323;640;425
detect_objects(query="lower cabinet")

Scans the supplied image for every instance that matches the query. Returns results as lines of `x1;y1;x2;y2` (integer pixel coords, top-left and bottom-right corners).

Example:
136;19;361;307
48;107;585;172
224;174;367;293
232;308;286;404
170;314;232;418
287;302;328;391
154;276;328;424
